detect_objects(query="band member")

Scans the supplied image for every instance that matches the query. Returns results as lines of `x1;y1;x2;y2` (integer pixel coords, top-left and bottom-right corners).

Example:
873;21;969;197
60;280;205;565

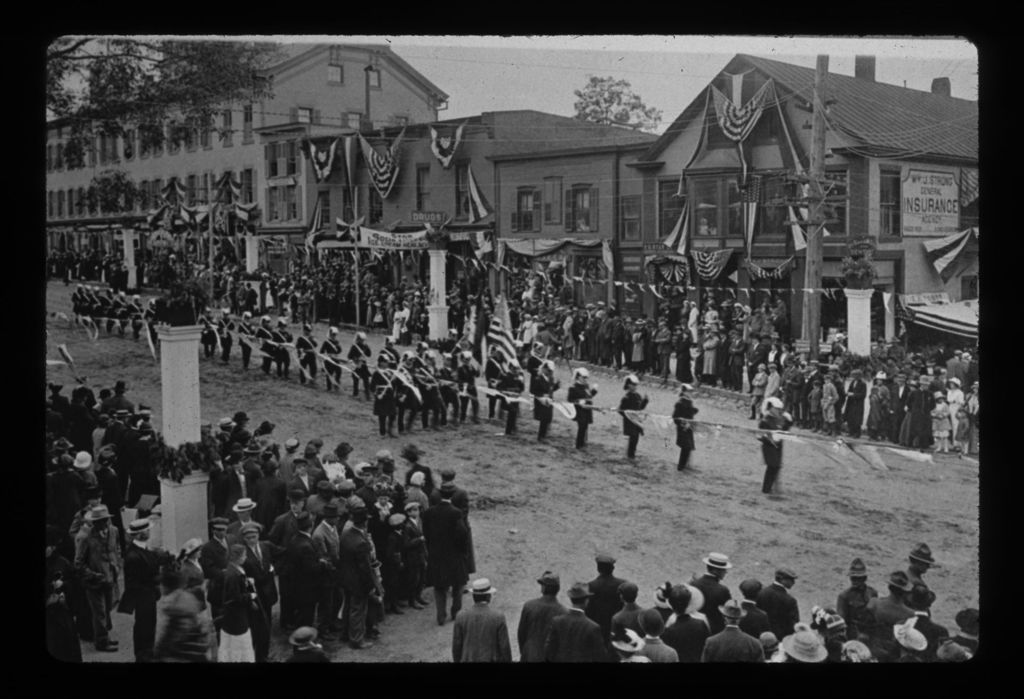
111;291;128;336
484;346;506;421
759;396;793;496
526;342;546;378
95;289;113;334
201;312;218;359
396;353;422;434
567;368;598;449
273;319;293;378
372;355;397;437
238;312;256;370
295;324;318;386
530;360;560;442
417;354;445;429
129;295;145;341
380;336;401;367
672;384;699;471
217;311;235;364
619;375;649;460
455;352;481;425
438;356;462;426
348;332;373;399
498;362;526;436
145;299;158;348
255;316;276;375
320;328;343;391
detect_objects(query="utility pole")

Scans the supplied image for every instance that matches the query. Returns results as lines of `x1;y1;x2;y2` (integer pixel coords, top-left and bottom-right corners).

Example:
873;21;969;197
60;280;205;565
801;54;829;361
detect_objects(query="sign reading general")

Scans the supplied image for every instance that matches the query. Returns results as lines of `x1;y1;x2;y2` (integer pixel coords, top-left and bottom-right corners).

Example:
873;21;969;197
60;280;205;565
411;211;447;224
902;169;960;237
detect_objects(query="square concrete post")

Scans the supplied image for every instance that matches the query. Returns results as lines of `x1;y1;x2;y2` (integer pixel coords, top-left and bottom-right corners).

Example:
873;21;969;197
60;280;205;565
844;288;874;356
122;229;137;290
245;236;260;273
156;325;208;554
427;248;448;341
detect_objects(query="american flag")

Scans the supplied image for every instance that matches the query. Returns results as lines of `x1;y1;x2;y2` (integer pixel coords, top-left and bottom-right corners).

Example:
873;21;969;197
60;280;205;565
486;295;517;365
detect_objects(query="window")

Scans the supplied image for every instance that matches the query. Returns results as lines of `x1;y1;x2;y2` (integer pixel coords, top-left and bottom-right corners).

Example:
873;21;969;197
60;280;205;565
241;168;254;204
345;112;362;130
328;63;343;84
266;142;279;178
222;109;234;146
243;104;253;143
341;185;354;221
318;189;331;224
725;178;743;237
368;186;383;225
416;166;430;211
297;107;313;124
56;143;64;169
454;163;470;219
690;176;743;237
186;174;197;205
151;180;162;211
97;134;107;164
47;191;54;218
167;123;180;154
266;185;298;222
184;123;197;151
566;185;598;233
58;190;65;217
138;181;149;211
511;188;540;232
76;187;86;215
621;195;641;241
200;123;212;149
287;185;299;220
367;68;381;88
286;141;298;175
880;168;901;237
46;144;53;171
692;179;718;236
657;178;685;241
824;169;848;236
123;130;135;160
758;175;793;238
543;177;562;225
152;130;163;157
67;189;75;217
198;173;210;205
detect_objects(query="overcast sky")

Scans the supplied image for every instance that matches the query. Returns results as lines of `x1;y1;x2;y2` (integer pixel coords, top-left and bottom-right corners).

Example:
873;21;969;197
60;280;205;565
290;35;979;133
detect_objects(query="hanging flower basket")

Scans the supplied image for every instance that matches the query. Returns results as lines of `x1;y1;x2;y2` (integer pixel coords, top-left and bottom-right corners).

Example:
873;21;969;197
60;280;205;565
841;255;877;290
153;431;222;483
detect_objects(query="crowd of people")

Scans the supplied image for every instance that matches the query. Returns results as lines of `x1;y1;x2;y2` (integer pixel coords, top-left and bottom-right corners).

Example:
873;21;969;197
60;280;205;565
45;380;978;663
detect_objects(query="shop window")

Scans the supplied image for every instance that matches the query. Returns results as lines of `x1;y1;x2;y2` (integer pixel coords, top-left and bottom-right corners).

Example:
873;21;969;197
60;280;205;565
454;163;470;220
689;176;743;237
824;169;848;236
621;194;641;241
880;168;901;237
416;166;430;211
566;185;598;233
757;175;793;238
511;187;540;232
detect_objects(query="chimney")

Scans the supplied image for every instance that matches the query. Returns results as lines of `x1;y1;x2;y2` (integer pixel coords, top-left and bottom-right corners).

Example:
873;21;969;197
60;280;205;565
854;55;875;82
931;77;951;97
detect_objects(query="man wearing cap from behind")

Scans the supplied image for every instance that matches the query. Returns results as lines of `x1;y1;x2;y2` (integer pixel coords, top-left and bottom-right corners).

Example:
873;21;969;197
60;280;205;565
544;582;608;662
517;571;568;662
865;571;915;645
691;552;733;635
836;557;878;640
452;578;512;662
585;553;627;646
700;599;764;662
118;518;173;662
637;608;679;663
610;582;642;639
755;567;800;640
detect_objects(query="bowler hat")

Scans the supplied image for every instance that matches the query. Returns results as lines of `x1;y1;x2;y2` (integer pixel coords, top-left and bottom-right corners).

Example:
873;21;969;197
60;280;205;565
906;584;936;611
82;485;101;500
887;570;913;592
536;571;560;587
638;608;665;635
287;489;307;502
739;578;763;599
289;626;319;649
909;543;935;566
233;411;249;424
243;442;262;455
114;380;127;392
720;599;746;620
566;582;593;600
847;557;869;578
334;442;353;457
954;608;979;635
322;503;340;518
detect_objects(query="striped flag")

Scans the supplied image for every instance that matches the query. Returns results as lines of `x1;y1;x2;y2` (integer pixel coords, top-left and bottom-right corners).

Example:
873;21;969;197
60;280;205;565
303;197;325;250
465;165;493;223
359;129;405;200
661;204;690;255
923;228;977;282
742;175;762;252
487;295;517;365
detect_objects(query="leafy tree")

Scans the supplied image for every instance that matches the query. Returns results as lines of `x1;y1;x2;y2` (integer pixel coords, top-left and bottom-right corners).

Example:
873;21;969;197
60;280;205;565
47;37;282;168
88;170;138;213
573;76;662;132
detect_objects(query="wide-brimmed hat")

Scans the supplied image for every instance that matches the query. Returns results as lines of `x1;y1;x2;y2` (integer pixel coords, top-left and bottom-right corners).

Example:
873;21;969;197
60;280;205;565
471;578;497;595
128;519;150;535
232;498;256;513
669;583;705;615
954;608;979;635
73;451;93;470
909;543;935;566
847;557;869;578
611;628;645;654
703;552;733;569
894;618;928;652
782;624;828;662
537;571;560;587
720;599;746;620
841;640;874;662
887;570;913;592
85;504;112;522
289;626;319;649
567;582;593;600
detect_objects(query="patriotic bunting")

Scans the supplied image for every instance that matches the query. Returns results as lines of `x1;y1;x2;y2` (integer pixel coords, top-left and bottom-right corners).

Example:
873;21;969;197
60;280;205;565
429;122;466;169
465;164;493;223
710;79;774;186
359;129;405;200
487;296;517;365
690;248;734;281
742;175;762;252
661;204;690;256
922;227;978;283
748;255;795;281
302;138;340;183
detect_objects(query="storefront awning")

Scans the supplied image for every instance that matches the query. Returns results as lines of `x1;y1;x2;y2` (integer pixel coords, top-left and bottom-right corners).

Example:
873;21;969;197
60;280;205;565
502;238;603;257
905;298;978;340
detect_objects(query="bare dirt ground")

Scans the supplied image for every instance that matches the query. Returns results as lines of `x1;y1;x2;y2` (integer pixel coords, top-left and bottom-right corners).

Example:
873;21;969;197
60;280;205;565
47;283;978;663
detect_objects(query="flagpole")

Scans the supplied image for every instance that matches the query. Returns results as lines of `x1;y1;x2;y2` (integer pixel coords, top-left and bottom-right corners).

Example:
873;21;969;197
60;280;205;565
353;189;361;328
208;199;216;304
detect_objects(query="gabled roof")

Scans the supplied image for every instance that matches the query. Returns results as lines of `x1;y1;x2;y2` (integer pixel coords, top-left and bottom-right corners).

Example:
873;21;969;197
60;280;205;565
639;53;977;164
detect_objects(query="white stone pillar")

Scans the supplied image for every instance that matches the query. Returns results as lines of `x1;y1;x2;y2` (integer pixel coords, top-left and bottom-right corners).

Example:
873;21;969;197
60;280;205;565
156;324;207;553
245;235;260;273
123;229;138;290
883;285;896;341
427;248;448;341
844;288;874;356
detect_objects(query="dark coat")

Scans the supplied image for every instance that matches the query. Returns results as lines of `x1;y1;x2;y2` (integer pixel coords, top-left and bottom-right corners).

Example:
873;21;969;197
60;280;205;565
219;564;251;636
286;648;330;663
567;385;597;426
46;469;84;533
242;541;279;611
662;614;711;663
285;532;323;598
845;378;867;425
701;625;765;662
673;396;698;449
198;537;229;581
118;544;167;615
584;573;626;641
338;521;376;594
371;370;397;415
544;609;608;662
253;475;287;532
755;582;800;640
421;500;469;589
836;584;879;639
211;465;261;518
691;573;733;635
517;595;568;662
619;391;648;436
530;374;558;421
267;511;302;555
738;600;772;639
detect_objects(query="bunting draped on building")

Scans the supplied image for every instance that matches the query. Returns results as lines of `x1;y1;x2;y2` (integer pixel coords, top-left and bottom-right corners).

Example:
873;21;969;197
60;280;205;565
922;227;978;283
359;129;405;200
465;164;493;223
429;122;466;169
661;204;690;256
959;168;979;207
742;174;762;252
161;177;187;206
710;79;774;186
747;255;796;281
342;135;359;199
303;196;326;250
690;248;734;281
302;138;340;183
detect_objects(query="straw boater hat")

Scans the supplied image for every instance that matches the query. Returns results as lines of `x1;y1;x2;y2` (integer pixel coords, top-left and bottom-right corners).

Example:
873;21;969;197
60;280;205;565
611;628;645;654
181;538;203;557
128;519;151;535
703;552;733;570
232;498;256;514
781;623;828;663
470;578;497;596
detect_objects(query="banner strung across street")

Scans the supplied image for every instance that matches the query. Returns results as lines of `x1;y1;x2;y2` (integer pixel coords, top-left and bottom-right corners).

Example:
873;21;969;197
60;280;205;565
360;228;430;250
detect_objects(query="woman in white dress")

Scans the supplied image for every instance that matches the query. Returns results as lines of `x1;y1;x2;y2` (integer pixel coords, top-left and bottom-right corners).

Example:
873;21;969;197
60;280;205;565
945;377;965;447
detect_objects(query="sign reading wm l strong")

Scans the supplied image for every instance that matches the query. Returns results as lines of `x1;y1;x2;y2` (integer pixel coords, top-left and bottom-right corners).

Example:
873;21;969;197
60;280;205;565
361;228;429;250
903;169;960;236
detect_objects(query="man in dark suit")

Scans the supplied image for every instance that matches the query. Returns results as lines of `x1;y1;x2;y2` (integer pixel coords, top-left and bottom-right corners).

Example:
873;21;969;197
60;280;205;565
905;583;947;661
544;582;608;662
517;571;568;662
889;373;911;443
283;512;324;628
865;571;915;645
610;581;643;639
427;468;474;576
755;568;800;640
700;600;764;662
452;578;513;662
691;552;733;635
253;459;287;533
338;496;381;650
584;553;626;644
287;458;318;500
747;335;771;385
836;557;878;640
118;519;172;662
423;481;470;626
662;584;710;663
268;489;306;631
211;451;261;518
241;523;277;663
737;579;771;639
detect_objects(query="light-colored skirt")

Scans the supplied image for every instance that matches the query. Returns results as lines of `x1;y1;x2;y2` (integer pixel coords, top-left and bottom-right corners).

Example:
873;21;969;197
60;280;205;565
218;629;256;663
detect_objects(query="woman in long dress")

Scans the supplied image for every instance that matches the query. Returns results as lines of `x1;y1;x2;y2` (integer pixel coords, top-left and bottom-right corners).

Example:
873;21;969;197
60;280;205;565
701;329;719;385
674;328;694;383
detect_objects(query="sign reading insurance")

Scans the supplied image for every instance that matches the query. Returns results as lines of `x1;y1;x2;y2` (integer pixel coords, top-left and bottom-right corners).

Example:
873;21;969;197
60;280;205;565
903;169;960;236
